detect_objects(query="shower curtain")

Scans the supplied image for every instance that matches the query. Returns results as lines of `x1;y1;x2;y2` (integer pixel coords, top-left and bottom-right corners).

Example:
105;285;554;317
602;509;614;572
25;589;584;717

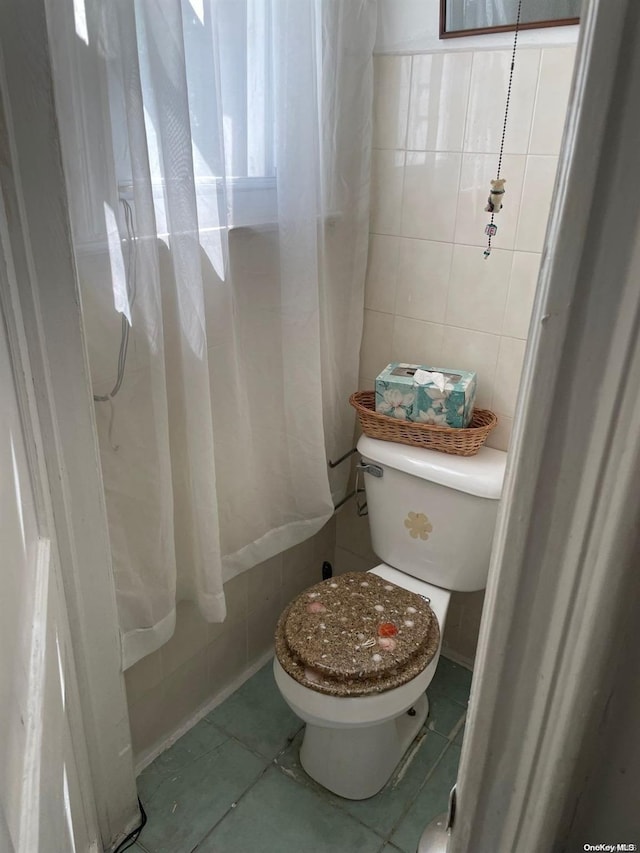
50;0;376;667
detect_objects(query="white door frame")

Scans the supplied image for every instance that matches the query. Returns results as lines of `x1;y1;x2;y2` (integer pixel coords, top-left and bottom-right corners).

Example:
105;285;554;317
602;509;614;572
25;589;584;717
1;207;99;851
0;1;138;849
449;0;640;849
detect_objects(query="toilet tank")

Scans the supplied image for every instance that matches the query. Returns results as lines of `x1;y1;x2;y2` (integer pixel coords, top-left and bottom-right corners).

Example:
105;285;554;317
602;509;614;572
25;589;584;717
357;435;507;592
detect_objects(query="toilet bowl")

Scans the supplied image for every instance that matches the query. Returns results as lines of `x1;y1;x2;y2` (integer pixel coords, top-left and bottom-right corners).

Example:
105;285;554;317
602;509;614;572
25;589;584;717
274;564;450;800
274;435;506;800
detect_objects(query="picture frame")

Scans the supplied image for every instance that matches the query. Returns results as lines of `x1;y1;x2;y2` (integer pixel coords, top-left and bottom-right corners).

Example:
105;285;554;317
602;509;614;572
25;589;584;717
440;0;580;39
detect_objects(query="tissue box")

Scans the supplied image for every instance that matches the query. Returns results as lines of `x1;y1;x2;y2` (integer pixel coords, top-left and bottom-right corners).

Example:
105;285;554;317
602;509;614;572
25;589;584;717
375;363;477;428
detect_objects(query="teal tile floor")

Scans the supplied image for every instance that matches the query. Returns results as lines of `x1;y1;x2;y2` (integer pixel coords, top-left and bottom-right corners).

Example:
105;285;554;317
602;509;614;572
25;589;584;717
133;656;470;853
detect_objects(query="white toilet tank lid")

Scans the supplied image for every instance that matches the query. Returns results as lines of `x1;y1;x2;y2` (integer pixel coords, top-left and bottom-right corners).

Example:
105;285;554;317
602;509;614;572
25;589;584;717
357;434;507;500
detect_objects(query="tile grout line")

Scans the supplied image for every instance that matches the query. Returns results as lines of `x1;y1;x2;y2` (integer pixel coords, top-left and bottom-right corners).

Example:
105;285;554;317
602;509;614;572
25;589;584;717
190;721;390;850
375;44;572;60
276;773;387;845
269;720;463;849
203;716;305;766
142;725;271;787
138;724;305;852
382;737;452;847
271;748;388;844
525;50;544;157
138;659;471;852
449;710;467;744
381;703;467;847
371;145;555;157
137;756;264;853
266;670;472;845
403;54;414;152
449;50;474;250
189;762;273;853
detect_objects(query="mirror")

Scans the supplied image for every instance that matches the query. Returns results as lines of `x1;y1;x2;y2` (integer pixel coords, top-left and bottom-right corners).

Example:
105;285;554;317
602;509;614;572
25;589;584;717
440;0;580;39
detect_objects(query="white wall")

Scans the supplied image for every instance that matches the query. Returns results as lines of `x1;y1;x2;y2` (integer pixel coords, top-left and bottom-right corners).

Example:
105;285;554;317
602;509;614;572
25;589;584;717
0;314;98;850
376;0;579;54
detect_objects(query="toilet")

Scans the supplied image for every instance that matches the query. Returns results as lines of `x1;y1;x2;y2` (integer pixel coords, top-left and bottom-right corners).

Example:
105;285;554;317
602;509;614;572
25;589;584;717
274;433;506;800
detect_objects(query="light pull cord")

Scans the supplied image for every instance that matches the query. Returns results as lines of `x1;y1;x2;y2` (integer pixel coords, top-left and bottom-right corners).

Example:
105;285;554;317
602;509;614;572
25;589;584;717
484;0;522;259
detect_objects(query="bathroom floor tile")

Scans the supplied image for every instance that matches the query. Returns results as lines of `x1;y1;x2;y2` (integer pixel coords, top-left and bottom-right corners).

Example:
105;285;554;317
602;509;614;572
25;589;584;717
136;719;229;805
149;719;229;778
390;744;462;853
194;766;384;853
205;662;302;759
429;656;473;705
136;659;473;853
136;763;165;804
172;718;230;760
425;690;467;739
276;726;449;838
137;738;268;853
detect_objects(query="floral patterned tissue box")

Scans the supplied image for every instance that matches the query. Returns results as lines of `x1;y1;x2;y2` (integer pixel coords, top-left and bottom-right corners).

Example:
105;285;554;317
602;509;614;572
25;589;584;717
375;363;477;428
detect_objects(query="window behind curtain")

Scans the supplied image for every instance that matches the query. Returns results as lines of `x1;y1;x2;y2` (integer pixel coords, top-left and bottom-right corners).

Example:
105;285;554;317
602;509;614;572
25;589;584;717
180;0;275;181
111;0;278;234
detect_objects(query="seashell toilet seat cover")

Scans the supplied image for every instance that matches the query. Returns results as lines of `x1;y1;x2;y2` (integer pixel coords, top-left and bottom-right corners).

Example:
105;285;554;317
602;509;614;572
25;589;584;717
275;572;440;697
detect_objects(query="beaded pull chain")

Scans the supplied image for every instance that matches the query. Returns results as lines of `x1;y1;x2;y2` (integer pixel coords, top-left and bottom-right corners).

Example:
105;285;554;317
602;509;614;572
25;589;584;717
484;0;523;259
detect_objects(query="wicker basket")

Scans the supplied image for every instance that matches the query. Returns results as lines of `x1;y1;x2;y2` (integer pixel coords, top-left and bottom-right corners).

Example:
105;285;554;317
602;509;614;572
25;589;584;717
350;391;497;457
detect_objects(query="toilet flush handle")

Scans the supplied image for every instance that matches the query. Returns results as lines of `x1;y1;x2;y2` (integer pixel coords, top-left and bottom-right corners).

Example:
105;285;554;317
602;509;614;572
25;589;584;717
357;461;383;478
354;460;383;517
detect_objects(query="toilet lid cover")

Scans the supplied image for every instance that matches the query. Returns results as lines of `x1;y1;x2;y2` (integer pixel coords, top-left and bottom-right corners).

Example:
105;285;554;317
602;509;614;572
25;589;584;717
283;572;435;680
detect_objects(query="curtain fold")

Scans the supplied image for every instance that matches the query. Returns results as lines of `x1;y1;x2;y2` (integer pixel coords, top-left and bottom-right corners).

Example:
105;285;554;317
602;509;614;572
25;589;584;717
51;0;376;668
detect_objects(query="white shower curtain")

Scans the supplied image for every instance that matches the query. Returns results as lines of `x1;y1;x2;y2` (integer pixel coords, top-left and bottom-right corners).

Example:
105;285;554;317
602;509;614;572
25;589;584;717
50;0;376;667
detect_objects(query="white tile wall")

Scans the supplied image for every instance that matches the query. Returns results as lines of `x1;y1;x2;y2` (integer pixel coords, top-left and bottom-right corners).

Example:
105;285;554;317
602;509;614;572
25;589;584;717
347;44;576;665
504;251;540;339
440;326;501;409
395;238;452;323
370;149;405;235
391;316;444;367
454;153;526;250
516;155;560;253
365;235;400;314
401;151;461;241
373;55;412;149
493;336;527;418
529;47;576;156
464;50;540;155
446;245;512;335
362;44;576;453
407;53;472;152
361;309;395;379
